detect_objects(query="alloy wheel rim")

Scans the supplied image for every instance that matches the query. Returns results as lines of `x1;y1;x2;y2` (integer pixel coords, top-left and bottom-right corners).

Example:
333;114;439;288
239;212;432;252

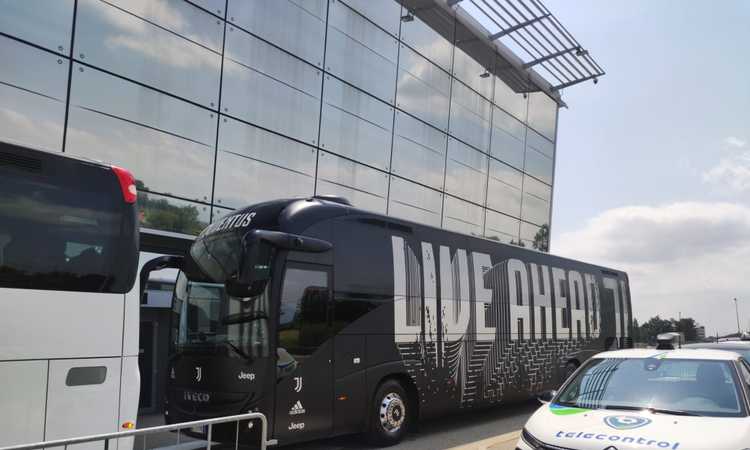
379;392;406;432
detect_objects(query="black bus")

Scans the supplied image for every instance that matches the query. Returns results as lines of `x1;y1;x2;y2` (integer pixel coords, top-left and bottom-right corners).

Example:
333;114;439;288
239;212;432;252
163;196;632;446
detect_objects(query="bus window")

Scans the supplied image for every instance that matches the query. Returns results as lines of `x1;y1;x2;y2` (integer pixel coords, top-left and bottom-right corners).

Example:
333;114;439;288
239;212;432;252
0;157;135;292
278;264;331;361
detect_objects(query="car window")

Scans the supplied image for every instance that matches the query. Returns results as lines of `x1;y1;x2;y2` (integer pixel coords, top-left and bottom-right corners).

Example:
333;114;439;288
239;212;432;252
556;358;745;417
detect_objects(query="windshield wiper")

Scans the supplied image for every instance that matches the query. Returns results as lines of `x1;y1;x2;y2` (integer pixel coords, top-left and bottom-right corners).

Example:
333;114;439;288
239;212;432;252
604;405;644;411
646;407;701;417
222;311;268;325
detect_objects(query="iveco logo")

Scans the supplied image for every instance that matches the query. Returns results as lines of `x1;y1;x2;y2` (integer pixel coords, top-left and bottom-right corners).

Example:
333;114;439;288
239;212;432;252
183;391;210;403
604;415;652;430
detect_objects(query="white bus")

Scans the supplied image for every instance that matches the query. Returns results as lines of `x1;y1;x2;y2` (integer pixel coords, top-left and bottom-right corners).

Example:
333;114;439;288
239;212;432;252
0;141;144;447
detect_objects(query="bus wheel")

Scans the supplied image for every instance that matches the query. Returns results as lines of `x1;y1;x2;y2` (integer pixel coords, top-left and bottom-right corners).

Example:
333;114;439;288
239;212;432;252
564;361;579;380
368;379;410;446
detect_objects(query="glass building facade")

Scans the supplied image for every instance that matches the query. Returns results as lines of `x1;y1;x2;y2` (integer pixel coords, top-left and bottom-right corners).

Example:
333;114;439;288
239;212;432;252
0;0;558;249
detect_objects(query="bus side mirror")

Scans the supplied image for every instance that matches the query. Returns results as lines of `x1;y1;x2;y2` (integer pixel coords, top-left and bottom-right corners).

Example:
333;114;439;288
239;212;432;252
139;255;183;302
537;390;556;404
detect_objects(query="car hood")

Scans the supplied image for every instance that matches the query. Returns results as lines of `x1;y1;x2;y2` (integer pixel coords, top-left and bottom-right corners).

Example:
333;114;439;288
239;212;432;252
524;403;750;450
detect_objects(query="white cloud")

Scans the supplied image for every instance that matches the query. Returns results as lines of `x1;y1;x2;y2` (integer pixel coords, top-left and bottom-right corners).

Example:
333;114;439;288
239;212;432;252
554;202;750;336
725;136;747;148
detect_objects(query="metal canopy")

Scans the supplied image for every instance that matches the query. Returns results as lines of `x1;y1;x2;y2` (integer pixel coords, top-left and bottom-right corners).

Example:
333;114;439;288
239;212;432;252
397;0;605;103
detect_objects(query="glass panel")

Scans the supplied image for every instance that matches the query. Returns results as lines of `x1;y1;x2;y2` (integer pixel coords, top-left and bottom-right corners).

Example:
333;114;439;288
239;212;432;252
214;151;314;209
69;64;216;146
528;92;558;141
391;111;447;190
105;0;224;52
524;176;552;202
453;47;493;100
396;45;450;131
66;107;215;202
222;58;321;144
444;138;488;205
320;76;393;171
521;193;550;226
326;1;398;104
492;105;525;140
218;116;317;176
449;80;491;152
387;176;443;227
484;210;520;243
487;159;522;217
520;221;543;241
0;36;69;100
75;0;222;108
0;84;65;152
316;151;388;213
527;128;555;158
0;0;74;54
279;266;329;357
400;14;453;71
491;127;525;170
138;191;210;236
340;0;401;37
442;195;483;237
227;0;325;67
494;72;527;122
524;147;554;185
224;26;320;97
288;0;327;19
188;0;226;17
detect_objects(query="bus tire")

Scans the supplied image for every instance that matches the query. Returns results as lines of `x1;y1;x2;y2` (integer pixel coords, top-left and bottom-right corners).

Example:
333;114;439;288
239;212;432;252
564;360;579;380
367;379;410;446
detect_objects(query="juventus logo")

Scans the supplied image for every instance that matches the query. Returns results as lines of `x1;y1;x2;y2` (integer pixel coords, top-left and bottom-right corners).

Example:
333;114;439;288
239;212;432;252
195;366;203;382
293;376;303;393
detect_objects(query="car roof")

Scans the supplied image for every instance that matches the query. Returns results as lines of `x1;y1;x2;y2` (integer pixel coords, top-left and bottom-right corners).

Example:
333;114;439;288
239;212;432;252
595;348;742;361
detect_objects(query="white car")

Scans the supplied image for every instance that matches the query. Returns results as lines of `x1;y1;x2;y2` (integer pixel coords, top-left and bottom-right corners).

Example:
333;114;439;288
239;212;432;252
517;348;750;450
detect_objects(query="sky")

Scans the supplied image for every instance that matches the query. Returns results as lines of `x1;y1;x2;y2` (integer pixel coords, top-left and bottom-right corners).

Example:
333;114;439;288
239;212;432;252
537;0;750;336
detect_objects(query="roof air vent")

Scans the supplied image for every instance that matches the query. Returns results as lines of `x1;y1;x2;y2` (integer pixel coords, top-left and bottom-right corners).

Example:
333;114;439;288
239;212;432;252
313;195;351;206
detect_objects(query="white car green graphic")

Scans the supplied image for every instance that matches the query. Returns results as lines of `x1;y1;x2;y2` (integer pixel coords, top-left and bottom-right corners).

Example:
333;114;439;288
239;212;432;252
517;349;750;450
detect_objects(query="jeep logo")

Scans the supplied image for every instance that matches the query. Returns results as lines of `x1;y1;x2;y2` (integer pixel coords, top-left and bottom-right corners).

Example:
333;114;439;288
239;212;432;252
183;391;210;403
238;371;256;381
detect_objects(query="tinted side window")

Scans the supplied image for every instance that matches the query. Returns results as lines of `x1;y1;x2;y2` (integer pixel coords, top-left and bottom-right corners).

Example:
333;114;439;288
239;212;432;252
0;146;135;292
279;264;330;358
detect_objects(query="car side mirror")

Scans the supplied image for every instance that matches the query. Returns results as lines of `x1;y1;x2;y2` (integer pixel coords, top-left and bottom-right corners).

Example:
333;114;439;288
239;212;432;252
537;390;557;404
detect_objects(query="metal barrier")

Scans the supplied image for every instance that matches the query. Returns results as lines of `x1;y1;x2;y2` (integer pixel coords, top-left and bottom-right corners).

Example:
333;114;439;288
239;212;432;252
0;413;278;450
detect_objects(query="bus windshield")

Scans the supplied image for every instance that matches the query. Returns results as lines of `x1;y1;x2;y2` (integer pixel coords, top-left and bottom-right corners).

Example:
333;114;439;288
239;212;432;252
556;357;746;417
171;271;270;360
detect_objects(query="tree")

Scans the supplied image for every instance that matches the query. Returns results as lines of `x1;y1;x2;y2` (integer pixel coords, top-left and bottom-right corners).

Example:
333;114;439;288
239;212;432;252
631;318;641;342
532;224;550;252
671;317;699;342
135;180;207;235
509;239;526;248
638;315;673;344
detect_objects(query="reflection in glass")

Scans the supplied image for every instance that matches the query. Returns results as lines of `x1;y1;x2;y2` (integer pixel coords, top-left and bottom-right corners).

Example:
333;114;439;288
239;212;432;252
487;160;522;217
400;14;453;71
494;72;527;122
214;151;314;209
397;45;451;131
188;0;226;17
75;0;221;108
218;116;317;177
444;138;488;205
491;128;525;170
527;92;558;141
442;196;483;237
0;0;74;54
0;83;65;152
388;176;443;227
523;176;552;202
227;0;325;67
520;221;548;251
0;36;69;100
526;128;555;158
521;192;550;226
316;152;389;212
391;112;447;190
340;0;401;37
137;189;210;236
523;147;554;185
484;209;520;243
453;47;493;100
106;0;224;52
320;76;393;170
66;107;215;202
222;58;321;144
326;1;398;104
69;64;216;146
449;80;491;152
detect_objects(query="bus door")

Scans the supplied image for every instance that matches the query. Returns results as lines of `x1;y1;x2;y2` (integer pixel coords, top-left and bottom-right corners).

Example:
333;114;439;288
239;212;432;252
273;261;333;444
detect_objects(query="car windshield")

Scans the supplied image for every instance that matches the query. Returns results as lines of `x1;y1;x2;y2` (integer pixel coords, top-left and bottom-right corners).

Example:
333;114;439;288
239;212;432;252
170;271;270;360
556;357;746;417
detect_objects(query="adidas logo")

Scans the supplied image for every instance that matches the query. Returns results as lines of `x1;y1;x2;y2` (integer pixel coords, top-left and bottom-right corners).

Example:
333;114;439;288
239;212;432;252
289;400;306;416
